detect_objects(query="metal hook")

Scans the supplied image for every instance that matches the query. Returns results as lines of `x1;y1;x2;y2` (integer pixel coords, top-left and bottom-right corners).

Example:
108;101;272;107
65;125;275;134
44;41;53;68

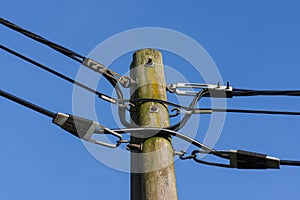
118;102;136;112
177;150;195;160
169;108;181;117
119;76;135;88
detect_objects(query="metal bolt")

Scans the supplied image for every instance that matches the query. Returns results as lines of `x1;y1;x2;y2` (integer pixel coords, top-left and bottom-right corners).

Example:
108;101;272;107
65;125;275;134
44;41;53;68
226;81;230;89
145;58;154;67
150;104;159;113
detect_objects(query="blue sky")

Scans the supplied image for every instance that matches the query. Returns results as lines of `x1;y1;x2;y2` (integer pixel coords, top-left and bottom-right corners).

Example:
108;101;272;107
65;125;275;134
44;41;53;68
1;0;300;199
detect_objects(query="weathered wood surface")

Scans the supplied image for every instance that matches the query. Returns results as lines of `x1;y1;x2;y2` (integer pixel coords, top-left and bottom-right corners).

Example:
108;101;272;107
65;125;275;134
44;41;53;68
130;49;178;200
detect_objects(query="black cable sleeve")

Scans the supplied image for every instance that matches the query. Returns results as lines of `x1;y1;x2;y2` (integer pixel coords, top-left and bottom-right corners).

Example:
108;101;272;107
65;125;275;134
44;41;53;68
0;89;56;118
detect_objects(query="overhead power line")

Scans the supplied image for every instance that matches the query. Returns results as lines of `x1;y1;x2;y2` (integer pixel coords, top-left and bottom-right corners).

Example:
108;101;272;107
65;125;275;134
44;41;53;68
0;89;123;148
2;43;300;119
1;88;300;169
209;108;300;116
280;160;300;166
2;18;300;171
0;44;118;104
0;89;55;118
0;17;85;62
168;82;300;98
0;17;133;88
3;17;300;124
233;89;300;97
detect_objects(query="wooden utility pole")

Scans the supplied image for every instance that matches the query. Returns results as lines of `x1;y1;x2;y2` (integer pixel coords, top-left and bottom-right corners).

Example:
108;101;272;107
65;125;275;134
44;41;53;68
130;49;178;200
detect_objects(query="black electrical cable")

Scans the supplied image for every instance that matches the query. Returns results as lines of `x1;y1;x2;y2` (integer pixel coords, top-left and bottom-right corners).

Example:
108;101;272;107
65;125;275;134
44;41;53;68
0;43;211;122
0;88;223;160
280;160;300;166
0;44;117;104
0;17;85;63
3;18;300;129
0;89;55;118
3;18;300;167
3;42;300;118
0;39;130;126
0;89;230;167
123;96;300;117
233;89;300;97
0;17;128;87
119;101;300;117
0;18;134;125
0;18;124;86
0;88;229;160
3;88;300;169
210;108;300;116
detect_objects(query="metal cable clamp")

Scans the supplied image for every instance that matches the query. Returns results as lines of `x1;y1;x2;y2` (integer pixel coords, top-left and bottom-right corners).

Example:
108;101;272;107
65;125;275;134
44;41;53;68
169;107;212;117
83;58;135;88
53;112;123;148
167;82;233;98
